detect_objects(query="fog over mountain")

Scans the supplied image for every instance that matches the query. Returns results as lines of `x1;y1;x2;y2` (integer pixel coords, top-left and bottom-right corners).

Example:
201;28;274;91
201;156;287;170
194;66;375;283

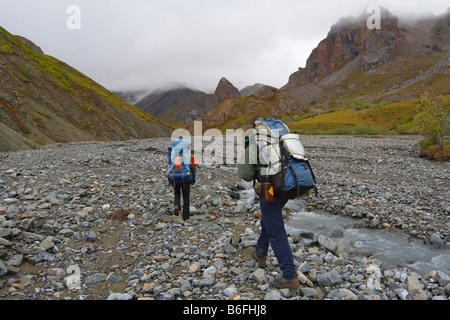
1;1;449;94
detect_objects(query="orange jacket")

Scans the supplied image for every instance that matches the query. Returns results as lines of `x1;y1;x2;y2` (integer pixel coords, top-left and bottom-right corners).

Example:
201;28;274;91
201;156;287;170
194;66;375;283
190;154;199;168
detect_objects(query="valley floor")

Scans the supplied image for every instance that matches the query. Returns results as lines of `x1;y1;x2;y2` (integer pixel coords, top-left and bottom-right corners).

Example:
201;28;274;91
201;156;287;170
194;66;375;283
0;136;448;301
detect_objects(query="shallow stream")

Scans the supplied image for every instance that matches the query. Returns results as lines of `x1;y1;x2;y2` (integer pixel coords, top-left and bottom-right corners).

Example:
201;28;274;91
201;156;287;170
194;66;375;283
239;180;450;276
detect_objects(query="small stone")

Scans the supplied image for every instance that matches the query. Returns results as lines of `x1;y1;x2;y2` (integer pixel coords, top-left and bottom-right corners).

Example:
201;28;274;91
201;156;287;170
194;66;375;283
106;272;123;284
39;236;55;250
107;293;133;300
430;233;445;249
264;290;281;300
82;231;97;242
7;254;23;267
394;288;412;300
143;282;155;293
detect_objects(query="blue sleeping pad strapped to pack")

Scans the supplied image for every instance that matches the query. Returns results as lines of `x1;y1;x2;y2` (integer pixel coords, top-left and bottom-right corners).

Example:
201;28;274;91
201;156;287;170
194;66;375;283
167;141;192;185
256;118;290;137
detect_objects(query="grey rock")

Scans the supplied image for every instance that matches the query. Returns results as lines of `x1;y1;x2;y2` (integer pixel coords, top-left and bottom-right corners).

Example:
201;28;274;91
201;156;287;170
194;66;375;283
5;264;20;274
0;228;12;238
58;229;74;237
82;231;97;242
198;278;215;287
327;288;358;300
445;283;450;295
233;202;247;214
0;260;7;276
394;288;412;300
47;268;66;281
85;273;107;284
6;254;23;267
37;251;55;261
316;269;342;287
159;292;175;300
300;287;317;298
223;243;237;254
251;268;266;285
264;290;281;300
107;293;133;300
106;272;123;284
432;296;448;300
435;271;450;287
318;234;339;254
39;236;55;250
20;275;35;287
176;246;198;254
430;233;445;249
223;286;238;298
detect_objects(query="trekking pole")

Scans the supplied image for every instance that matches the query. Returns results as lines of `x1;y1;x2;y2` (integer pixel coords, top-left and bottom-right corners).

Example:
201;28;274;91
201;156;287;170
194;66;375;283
151;176;166;196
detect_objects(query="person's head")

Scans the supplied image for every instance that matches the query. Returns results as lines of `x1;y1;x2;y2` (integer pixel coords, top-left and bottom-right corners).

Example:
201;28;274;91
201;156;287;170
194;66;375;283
179;136;183;140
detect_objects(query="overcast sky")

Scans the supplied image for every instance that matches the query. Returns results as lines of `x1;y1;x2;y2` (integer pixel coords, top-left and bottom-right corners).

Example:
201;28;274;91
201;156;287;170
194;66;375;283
1;1;449;93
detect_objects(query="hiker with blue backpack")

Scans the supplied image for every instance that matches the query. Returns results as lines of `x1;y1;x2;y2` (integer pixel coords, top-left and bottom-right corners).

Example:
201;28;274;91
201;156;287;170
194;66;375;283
238;118;316;291
167;136;199;221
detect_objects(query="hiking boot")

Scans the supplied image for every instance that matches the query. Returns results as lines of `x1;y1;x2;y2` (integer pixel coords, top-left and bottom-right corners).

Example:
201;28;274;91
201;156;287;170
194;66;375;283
252;251;267;268
174;206;180;216
274;276;299;290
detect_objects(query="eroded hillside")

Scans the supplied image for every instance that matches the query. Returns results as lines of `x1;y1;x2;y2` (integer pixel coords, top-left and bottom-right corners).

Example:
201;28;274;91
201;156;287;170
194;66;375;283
0;27;172;153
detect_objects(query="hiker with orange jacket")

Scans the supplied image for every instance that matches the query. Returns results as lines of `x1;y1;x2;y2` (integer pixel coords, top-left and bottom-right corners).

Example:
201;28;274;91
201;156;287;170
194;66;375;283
169;136;199;221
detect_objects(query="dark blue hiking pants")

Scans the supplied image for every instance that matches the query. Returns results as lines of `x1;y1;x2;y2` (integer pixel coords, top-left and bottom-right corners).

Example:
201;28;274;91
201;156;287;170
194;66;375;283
255;195;297;280
174;181;190;221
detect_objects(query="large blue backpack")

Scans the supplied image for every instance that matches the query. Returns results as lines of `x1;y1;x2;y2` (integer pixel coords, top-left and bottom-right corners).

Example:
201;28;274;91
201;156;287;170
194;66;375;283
167;139;192;185
253;118;317;198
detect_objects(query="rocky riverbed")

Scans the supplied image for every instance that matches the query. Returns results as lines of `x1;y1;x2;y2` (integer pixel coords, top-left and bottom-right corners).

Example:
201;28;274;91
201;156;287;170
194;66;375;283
0;136;449;300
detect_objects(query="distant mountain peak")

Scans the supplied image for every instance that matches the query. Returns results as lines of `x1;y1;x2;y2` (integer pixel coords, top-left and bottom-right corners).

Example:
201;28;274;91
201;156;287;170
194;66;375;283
213;77;241;102
134;77;241;125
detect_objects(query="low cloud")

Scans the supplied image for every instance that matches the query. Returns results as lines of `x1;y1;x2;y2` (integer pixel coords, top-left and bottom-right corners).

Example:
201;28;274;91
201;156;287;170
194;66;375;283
1;0;448;92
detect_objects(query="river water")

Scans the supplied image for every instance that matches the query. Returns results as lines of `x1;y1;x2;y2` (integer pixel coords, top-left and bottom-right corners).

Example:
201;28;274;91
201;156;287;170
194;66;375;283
238;180;450;277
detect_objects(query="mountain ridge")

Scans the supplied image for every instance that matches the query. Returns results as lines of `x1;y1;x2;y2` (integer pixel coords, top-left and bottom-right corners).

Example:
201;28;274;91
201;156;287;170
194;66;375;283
2;6;449;150
198;7;449;133
134;77;241;126
0;26;173;153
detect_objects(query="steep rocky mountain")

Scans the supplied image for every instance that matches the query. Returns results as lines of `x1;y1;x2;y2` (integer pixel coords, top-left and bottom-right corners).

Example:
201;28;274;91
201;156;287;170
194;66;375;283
284;8;400;90
0;27;172;153
134;77;241;126
195;85;309;131
199;7;449;133
281;7;450;104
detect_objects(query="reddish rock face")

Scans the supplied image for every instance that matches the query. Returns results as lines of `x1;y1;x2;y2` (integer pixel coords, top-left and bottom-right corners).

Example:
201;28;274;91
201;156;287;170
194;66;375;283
205;77;241;111
285;8;400;87
215;77;241;103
